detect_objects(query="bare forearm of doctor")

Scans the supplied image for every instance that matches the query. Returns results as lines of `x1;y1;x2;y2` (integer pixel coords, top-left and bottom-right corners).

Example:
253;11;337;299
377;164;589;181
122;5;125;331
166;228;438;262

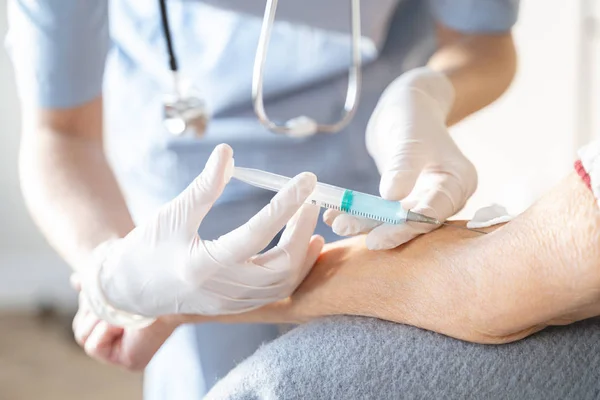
18;97;174;360
19;98;132;271
431;24;517;125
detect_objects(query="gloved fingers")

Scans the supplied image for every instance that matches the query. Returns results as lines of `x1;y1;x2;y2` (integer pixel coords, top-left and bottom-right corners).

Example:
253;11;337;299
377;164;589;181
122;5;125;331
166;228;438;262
212;262;291;289
324;208;383;236
365;223;428;251
366;105;427;201
324;192;418;238
273;203;320;268
193;202;318;294
379;153;426;201
365;103;410;170
197;237;321;314
331;213;382;236
202;237;322;304
168;143;234;235
364;201;439;250
215;172;317;262
364;182;458;251
190;241;291;290
251;232;324;293
244;203;318;286
70;273;81;291
322;209;341;227
412;177;464;224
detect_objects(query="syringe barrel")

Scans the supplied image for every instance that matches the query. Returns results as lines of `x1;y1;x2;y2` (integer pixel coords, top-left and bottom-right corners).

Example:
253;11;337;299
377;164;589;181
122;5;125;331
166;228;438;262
340;190;408;224
232;167;290;192
308;182;346;209
233;167;346;208
311;184;410;224
232;167;409;224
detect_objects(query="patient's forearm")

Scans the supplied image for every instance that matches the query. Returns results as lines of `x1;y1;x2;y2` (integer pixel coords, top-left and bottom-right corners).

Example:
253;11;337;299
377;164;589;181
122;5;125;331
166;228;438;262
294;173;600;342
177;173;600;343
298;173;600;341
375;173;600;339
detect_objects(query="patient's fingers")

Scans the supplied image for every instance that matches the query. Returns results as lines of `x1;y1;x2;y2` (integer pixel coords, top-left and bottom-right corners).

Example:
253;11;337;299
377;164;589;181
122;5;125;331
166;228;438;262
74;312;101;347
84;321;123;363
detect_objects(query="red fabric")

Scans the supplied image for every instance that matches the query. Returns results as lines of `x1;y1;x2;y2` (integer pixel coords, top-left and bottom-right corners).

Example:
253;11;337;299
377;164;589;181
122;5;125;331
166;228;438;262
575;159;592;191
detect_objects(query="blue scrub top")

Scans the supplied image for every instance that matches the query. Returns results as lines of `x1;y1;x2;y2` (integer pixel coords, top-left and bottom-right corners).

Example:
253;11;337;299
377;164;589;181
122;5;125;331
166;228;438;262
5;0;519;240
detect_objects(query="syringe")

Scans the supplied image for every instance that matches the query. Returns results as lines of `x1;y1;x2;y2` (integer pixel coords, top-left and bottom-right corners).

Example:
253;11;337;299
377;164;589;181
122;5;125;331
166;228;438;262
232;167;439;226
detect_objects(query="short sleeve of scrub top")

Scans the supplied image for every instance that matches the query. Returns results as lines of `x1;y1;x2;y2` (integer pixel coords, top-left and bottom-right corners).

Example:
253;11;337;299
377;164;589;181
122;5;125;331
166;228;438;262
428;0;520;32
4;0;110;108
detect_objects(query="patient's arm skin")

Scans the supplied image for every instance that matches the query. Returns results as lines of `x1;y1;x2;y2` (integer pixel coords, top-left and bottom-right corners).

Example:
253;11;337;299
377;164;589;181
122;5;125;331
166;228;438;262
176;172;600;344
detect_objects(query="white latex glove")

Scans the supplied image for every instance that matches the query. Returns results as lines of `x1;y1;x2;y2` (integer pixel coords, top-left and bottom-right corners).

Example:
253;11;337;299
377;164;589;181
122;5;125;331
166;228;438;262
81;144;324;327
325;67;477;250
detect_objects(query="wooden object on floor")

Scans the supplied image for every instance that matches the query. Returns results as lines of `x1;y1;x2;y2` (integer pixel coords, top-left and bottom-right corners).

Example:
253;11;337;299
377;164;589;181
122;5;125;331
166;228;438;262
0;313;142;400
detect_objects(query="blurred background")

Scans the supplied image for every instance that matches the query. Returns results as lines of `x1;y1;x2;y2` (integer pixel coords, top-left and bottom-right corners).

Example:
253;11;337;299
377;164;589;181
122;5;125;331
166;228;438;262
0;1;598;399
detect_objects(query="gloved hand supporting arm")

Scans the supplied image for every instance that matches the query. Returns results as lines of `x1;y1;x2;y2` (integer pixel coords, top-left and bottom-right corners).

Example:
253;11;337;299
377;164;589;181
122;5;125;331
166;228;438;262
326;24;517;250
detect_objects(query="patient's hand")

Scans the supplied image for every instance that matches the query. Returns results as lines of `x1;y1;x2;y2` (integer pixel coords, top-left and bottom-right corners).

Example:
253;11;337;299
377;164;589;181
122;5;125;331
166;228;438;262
71;275;177;371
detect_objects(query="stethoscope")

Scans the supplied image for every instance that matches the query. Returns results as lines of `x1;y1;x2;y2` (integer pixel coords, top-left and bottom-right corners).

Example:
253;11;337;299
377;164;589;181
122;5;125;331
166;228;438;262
158;0;363;138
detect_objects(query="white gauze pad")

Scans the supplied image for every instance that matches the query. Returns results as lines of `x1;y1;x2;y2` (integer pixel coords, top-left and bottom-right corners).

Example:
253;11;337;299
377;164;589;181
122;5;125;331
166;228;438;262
466;204;513;229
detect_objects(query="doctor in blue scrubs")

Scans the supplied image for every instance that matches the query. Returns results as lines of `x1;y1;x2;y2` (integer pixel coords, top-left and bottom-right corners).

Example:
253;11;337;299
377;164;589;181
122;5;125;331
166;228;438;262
6;0;519;398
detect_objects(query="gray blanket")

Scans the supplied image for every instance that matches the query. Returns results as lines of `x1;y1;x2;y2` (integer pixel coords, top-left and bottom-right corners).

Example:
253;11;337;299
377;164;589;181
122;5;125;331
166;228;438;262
206;316;600;399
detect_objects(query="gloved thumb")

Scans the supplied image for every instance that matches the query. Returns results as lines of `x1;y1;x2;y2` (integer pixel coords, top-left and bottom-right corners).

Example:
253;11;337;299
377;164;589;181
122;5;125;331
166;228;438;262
167;144;234;234
410;177;464;227
379;154;426;201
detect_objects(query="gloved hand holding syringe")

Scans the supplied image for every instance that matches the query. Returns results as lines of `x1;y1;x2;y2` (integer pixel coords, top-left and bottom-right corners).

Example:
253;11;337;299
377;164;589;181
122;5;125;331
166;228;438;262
232;166;487;234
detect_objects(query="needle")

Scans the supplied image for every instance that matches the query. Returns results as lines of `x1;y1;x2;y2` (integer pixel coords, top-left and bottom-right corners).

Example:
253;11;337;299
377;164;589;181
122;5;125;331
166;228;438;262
406;211;488;235
438;222;488;235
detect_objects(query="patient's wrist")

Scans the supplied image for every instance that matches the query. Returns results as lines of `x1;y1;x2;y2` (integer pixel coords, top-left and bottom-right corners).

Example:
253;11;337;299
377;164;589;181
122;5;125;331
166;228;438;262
165;300;301;326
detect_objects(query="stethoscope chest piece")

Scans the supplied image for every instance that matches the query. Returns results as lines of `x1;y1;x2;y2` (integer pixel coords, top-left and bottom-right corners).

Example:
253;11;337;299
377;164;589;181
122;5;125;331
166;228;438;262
162;95;209;137
158;0;363;137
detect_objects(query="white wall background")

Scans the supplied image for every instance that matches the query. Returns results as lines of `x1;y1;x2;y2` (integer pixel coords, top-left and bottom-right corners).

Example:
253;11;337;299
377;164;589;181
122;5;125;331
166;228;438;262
453;0;588;219
0;1;596;310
